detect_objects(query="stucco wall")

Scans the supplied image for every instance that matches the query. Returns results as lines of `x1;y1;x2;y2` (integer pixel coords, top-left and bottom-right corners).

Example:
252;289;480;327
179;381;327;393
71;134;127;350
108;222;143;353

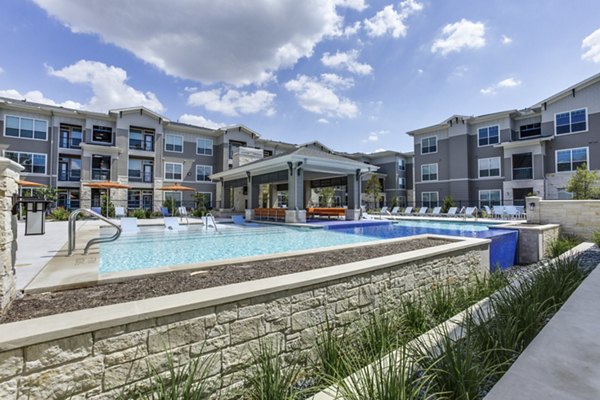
0;239;488;399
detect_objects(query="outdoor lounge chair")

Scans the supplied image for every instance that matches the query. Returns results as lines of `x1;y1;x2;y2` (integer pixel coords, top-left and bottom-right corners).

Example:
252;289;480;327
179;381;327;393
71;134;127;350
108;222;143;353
441;207;458;217
402;206;413;216
492;206;506;219
120;217;140;233
379;206;389;218
164;217;184;231
160;207;171;217
416;207;428;216
177;206;189;224
483;205;492;216
389;206;400;216
429;207;441;216
115;207;126;218
460;207;477;218
91;207;102;215
361;212;375;220
232;215;260;226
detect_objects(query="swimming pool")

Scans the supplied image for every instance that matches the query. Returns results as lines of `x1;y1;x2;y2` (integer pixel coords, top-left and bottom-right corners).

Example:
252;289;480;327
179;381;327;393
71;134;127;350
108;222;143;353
99;219;518;274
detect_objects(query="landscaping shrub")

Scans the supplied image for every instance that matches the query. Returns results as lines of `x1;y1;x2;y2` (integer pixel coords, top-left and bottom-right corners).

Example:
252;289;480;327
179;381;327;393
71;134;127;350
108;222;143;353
592;230;600;247
49;206;70;221
546;233;582;258
132;209;147;219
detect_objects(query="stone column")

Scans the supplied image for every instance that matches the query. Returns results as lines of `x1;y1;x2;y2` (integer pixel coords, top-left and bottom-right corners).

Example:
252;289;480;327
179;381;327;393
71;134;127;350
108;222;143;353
286;164;306;223
345;171;361;220
269;184;278;208
526;196;541;224
0;157;23;314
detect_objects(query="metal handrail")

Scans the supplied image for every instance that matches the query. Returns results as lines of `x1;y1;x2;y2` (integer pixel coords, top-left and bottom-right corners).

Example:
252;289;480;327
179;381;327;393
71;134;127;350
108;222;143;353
68;208;122;255
204;212;219;232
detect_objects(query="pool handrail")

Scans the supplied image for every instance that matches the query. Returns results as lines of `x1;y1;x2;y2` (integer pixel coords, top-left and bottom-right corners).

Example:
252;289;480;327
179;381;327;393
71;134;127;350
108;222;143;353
68;208;122;256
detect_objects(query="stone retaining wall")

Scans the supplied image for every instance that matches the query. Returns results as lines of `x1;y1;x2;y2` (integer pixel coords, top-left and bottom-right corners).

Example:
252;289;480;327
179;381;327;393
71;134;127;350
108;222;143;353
0;239;488;399
527;196;600;239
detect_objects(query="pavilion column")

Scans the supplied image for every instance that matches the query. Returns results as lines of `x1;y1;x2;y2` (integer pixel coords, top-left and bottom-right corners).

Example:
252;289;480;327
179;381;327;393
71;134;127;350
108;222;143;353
303;181;312;208
269;184;278;207
345;170;361;220
286;162;306;223
222;181;231;209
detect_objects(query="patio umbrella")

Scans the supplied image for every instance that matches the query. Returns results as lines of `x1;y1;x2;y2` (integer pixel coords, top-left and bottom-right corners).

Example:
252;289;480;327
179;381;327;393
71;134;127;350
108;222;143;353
16;179;46;188
158;183;195;215
83;181;130;217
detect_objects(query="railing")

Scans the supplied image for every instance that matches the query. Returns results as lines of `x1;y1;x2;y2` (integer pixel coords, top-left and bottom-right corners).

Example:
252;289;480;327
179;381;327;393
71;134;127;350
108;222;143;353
203;212;219;232
68;208;122;256
58;170;81;182
512;168;533;180
91;168;110;181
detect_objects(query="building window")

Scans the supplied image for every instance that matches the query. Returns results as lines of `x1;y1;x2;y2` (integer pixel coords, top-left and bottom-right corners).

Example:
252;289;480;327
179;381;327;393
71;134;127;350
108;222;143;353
129;127;154;151
58;156;81;181
196;165;212;181
398;159;405;171
59;124;82;149
512;153;533;180
164;162;182;180
398;177;406;189
164;191;182;207
197;138;213;155
91;155;111;180
421;136;437;154
556;108;587;135
165;134;183;153
479;190;501;208
421;192;439;208
196;192;212;208
4;151;46;174
556;147;588;172
478;126;499;146
229;140;246;159
263;149;273;158
421;163;438;181
92;125;113;144
519;122;541;139
478;157;501;178
4;115;47;140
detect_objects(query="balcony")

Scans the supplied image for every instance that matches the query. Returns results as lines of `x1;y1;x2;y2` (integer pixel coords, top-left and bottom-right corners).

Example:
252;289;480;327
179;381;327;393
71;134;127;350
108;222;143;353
58;136;82;149
91;168;110;181
58;170;81;182
513;167;533;180
128;170;153;183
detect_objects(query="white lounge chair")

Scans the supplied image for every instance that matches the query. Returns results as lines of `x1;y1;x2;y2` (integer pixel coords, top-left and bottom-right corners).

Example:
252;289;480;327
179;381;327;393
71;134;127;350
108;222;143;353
416;207;428;216
492;206;506;219
115;207;126;218
389;206;400;216
379;206;389;218
483;205;492;216
402;207;413;216
442;207;458;217
429;207;441;216
178;206;189;224
120;217;140;233
164;217;185;231
461;207;477;218
361;212;375;220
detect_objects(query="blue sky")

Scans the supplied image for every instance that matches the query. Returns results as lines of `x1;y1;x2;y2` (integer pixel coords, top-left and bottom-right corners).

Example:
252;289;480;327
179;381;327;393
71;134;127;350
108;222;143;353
1;0;599;153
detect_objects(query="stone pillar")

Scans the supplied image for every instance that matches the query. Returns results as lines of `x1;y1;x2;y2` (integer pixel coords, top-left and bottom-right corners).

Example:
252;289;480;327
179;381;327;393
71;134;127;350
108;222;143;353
346;171;361;220
526;196;541;224
269;184;278;208
250;181;260;209
0;157;23;314
303;181;312;208
287;164;304;210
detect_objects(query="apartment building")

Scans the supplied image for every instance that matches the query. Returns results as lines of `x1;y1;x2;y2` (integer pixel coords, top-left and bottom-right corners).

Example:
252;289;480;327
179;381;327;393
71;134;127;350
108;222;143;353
0;97;412;211
408;72;600;208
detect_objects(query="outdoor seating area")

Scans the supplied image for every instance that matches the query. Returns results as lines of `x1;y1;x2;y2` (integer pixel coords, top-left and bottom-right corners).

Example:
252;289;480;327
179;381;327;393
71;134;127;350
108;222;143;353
370;205;528;220
307;207;346;219
254;207;286;221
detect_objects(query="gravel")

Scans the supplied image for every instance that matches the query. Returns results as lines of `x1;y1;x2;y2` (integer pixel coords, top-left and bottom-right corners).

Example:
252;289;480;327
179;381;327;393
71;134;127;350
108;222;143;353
1;238;448;324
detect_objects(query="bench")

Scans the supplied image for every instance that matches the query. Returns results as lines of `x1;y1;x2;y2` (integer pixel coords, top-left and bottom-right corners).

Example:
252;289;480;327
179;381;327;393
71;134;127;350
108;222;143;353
254;208;286;221
307;207;346;219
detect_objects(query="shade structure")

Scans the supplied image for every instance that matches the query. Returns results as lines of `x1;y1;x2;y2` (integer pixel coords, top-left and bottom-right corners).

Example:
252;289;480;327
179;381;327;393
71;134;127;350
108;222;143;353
16;179;46;188
83;181;130;217
158;183;195;191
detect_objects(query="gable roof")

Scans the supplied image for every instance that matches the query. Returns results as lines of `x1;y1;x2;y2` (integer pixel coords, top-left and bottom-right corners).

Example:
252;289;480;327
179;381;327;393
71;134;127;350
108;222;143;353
532;72;600;108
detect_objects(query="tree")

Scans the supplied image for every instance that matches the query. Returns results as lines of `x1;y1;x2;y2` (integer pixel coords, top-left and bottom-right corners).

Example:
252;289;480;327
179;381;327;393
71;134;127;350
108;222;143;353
364;175;382;209
441;195;455;213
316;187;335;207
565;163;600;199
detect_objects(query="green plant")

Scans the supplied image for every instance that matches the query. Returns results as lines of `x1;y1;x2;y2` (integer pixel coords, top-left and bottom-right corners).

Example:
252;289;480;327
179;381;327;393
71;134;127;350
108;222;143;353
163;197;176;214
441;195;455;214
365;175;382;209
315;321;353;380
192;208;205;217
49;206;70;221
100;194;115;218
565;163;600;199
546;233;582;258
133;209;147;219
593;230;600;247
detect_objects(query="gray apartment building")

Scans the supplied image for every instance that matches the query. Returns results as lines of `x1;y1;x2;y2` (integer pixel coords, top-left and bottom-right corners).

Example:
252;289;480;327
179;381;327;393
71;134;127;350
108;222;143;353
0;97;413;212
408;72;600;209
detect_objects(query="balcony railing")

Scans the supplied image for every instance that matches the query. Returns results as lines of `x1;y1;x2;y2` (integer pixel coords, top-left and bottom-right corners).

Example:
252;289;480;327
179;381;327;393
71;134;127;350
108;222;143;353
92;168;110;181
58;170;81;182
513;167;533;180
129;140;154;152
59;137;82;149
128;170;153;183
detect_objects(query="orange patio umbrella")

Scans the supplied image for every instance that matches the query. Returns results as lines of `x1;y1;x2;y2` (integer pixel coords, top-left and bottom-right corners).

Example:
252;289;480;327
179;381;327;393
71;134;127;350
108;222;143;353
158;183;195;214
16;179;46;188
83;181;130;217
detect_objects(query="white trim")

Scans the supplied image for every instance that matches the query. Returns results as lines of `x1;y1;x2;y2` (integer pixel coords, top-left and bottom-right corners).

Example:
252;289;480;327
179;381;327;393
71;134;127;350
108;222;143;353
196;138;214;156
195;164;213;182
478;189;502;207
164;133;184;153
3;150;48;175
421;163;438;182
3;115;48;141
420;135;438;155
477;125;500;148
164;162;183;181
554;107;589;136
555;146;589;174
478;157;502;179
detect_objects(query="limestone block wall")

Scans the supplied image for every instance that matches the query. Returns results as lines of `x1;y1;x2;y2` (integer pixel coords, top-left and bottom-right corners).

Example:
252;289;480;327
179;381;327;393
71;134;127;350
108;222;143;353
527;196;600;239
0;158;22;314
0;239;488;399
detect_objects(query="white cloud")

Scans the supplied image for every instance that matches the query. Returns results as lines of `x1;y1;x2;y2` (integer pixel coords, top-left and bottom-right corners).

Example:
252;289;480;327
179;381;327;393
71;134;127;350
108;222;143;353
335;0;367;11
47;60;164;112
431;19;486;55
0;66;4;74
582;28;600;63
417;68;424;74
480;77;521;95
341;21;362;37
178;113;224;129
501;34;512;45
373;148;387;153
187;88;276;117
321;50;373;75
33;0;350;86
363;129;389;142
0;89;83;109
317;118;330;124
284;74;358;118
364;0;423;38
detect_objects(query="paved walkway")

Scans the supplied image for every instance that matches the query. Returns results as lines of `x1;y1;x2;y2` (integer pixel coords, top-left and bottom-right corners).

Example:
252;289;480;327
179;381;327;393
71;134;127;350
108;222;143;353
485;262;600;400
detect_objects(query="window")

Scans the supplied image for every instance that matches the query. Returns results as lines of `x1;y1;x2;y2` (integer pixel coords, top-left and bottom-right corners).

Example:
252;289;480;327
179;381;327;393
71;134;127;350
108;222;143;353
512;153;533;180
479;190;501;208
556;147;587;172
59;124;82;149
58;156;81;181
555;108;587;135
421;164;438;181
478;126;499;146
4;116;47;140
164;191;182;207
196;192;212;208
91;155;111;180
421;136;437;154
398;177;406;189
398;159;405;171
129;127;154;151
197;138;213;155
164;162;182;180
519;122;541;138
263;149;273;158
128;159;142;179
165;134;183;152
92;126;113;144
5;151;47;174
196;165;212;181
478;157;501;178
421;192;439;208
229;140;246;159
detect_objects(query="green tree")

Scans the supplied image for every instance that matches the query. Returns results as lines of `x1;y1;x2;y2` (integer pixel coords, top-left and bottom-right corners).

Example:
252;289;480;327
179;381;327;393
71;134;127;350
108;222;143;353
565;163;600;199
317;187;336;207
364;175;382;209
441;195;455;213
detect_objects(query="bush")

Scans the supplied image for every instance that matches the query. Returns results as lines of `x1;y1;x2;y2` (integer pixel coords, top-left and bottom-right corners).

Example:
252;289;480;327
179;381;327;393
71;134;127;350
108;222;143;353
441;195;455;214
49;207;70;221
192;208;205;218
546;233;582;258
592;231;600;247
132;209;147;219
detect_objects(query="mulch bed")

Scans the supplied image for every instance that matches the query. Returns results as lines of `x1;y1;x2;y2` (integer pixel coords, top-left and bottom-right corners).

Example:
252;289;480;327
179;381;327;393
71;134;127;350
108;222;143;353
1;238;449;324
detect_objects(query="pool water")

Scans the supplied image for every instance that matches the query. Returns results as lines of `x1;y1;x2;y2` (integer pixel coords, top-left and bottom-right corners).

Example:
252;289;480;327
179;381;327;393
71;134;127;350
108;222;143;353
99;220;518;274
